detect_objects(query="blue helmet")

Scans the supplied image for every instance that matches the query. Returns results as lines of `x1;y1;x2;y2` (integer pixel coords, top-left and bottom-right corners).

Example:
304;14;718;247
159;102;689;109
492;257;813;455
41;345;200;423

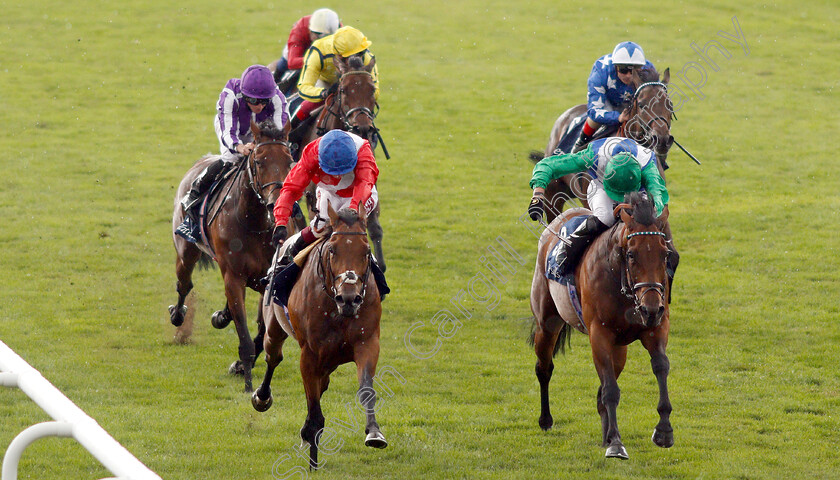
318;130;357;175
612;41;646;66
240;65;276;99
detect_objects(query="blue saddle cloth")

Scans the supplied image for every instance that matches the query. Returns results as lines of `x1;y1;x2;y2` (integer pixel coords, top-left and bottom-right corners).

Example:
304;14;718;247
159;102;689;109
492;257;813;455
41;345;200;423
545;215;588;284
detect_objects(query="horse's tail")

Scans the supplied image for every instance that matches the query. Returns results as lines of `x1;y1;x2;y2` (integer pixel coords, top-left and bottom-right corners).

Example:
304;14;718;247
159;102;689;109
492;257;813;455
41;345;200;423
527;317;572;357
196;252;215;271
529;150;544;164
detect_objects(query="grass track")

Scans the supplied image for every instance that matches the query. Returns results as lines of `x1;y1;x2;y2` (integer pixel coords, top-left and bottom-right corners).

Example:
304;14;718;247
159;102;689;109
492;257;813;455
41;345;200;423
1;1;839;479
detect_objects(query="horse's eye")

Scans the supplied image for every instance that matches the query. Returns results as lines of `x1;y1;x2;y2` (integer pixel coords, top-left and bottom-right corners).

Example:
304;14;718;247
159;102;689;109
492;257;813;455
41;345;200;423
627;251;636;262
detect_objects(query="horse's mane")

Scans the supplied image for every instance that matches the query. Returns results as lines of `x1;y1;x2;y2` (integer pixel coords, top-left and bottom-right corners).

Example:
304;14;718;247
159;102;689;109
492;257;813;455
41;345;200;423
258;119;284;140
637;66;660;83
347;55;364;71
336;208;362;227
627;192;657;226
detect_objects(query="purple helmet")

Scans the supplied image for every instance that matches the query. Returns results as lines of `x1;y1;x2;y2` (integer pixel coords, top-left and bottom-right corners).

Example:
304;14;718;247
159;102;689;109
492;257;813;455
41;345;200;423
318;130;357;175
240;65;276;99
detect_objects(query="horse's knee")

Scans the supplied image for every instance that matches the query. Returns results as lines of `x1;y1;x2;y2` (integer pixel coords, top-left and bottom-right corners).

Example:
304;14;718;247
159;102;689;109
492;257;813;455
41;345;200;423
601;384;620;406
535;361;554;384
651;354;670;376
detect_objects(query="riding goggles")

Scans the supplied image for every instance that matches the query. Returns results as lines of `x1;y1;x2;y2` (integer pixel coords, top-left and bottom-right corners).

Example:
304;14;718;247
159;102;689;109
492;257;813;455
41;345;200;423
243;96;270;105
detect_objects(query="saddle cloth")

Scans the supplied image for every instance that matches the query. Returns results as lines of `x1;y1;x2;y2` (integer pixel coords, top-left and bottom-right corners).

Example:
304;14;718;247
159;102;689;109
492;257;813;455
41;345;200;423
545;215;589;333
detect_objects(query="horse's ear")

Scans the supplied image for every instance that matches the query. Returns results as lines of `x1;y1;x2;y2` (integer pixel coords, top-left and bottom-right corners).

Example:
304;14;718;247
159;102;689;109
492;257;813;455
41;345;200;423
619;206;634;226
357;203;367;228
656;205;670;228
365;56;376;73
327;202;339;225
662;67;670;84
250;119;260;139
334;55;346;75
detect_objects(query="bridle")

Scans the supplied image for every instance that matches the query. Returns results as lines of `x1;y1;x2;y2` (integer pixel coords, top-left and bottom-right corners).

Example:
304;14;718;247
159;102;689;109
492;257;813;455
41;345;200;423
623;81;674;147
246;139;291;207
317;230;372;305
620;229;668;308
323;71;381;137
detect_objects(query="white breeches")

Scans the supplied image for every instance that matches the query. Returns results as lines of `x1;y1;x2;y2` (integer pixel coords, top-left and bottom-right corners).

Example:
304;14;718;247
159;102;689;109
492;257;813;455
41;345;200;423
311;186;378;237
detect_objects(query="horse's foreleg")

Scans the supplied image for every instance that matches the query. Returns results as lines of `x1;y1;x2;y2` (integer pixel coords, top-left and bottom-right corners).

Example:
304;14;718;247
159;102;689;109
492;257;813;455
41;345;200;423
252;304;289;412
642;334;673;448
533;317;562;431
590;326;627;459
170;247;199;327
354;338;387;449
224;276;255;392
253;294;267;365
299;347;326;470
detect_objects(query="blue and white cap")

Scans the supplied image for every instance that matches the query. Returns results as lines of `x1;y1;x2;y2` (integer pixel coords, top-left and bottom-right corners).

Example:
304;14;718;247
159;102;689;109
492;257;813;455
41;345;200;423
611;41;646;66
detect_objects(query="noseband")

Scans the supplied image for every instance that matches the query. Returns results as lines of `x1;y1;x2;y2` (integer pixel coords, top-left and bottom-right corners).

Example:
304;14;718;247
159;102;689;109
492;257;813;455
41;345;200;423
621;230;668;308
247;139;290;207
327;71;380;135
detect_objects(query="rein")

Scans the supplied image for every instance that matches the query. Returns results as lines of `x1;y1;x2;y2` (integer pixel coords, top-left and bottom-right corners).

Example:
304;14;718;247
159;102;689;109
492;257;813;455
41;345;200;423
620;229;668;308
247;139;290;207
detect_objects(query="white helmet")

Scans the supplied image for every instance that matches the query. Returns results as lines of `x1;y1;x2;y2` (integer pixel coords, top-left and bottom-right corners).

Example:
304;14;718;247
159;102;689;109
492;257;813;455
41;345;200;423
611;41;646;66
309;8;340;36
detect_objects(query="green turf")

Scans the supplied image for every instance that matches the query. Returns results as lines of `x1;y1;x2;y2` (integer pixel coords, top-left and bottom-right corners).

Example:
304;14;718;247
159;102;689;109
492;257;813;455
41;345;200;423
1;0;839;479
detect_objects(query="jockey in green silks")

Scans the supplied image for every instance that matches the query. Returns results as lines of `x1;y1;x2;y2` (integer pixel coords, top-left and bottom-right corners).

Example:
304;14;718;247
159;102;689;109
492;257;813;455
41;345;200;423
528;137;677;283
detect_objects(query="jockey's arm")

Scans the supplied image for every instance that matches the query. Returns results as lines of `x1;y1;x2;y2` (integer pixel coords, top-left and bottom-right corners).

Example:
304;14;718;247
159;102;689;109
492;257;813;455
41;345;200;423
349;142;379;210
586;66;621;126
298;47;327;102
640;161;669;215
529;148;597;190
273;145;319;226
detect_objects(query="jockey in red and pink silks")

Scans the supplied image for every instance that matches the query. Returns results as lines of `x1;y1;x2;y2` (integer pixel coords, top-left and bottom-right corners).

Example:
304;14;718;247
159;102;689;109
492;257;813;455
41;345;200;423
271;129;379;261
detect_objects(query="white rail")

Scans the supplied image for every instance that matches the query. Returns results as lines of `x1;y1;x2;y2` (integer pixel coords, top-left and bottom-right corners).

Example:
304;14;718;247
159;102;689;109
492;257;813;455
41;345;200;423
0;340;161;480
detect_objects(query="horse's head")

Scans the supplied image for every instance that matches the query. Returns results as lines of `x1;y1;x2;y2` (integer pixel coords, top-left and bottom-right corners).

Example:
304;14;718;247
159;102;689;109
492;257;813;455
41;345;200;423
324;204;371;317
248;119;293;210
624;67;674;166
616;192;670;328
333;54;378;142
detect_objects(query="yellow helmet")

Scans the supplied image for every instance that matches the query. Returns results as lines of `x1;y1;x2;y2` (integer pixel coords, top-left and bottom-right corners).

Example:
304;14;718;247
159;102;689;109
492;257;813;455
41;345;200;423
333;26;371;57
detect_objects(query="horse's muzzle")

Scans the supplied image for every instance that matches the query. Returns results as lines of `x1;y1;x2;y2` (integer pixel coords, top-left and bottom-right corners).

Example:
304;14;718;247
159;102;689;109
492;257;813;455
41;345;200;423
335;292;363;317
638;304;665;329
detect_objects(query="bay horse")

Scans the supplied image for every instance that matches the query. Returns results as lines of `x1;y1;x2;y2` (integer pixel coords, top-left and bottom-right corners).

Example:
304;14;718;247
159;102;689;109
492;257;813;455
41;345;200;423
251;204;387;469
295;54;388;272
529;192;674;459
169;119;294;392
531;67;675;223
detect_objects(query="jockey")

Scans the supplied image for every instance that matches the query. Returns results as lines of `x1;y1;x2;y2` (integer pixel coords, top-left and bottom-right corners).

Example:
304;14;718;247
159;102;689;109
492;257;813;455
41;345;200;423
270;8;341;94
271;129;379;262
528;137;670;276
572;41;656;152
291;26;380;129
181;65;290;216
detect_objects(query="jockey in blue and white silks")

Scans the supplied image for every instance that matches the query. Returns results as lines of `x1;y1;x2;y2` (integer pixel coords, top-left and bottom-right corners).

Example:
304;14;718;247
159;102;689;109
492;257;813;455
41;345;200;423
572;42;656;152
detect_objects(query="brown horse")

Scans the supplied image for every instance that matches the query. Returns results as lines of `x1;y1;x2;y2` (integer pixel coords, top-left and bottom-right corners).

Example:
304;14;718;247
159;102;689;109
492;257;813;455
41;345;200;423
169;119;294;392
529;192;674;459
296;54;388;272
532;67;674;223
251;204;387;469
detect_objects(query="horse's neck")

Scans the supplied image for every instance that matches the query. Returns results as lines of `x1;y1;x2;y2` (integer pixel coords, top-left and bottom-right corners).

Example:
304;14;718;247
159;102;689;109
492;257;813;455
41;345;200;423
589;223;626;277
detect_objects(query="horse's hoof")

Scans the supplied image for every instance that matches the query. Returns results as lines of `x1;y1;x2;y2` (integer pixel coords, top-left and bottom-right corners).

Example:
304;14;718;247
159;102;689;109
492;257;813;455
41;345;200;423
652;427;674;448
251;391;273;412
365;431;388;449
211;309;232;329
605;445;629;460
539;415;553;431
228;360;246;376
169;305;187;327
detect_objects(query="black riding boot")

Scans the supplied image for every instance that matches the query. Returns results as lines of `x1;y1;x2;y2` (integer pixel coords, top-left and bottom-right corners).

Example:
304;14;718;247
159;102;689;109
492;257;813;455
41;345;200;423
571;130;593;153
181;159;226;213
278;232;311;267
555;216;608;276
665;240;679;303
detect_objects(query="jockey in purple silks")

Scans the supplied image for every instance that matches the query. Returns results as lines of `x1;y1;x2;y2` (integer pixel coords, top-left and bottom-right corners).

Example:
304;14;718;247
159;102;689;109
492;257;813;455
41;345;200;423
181;65;291;215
